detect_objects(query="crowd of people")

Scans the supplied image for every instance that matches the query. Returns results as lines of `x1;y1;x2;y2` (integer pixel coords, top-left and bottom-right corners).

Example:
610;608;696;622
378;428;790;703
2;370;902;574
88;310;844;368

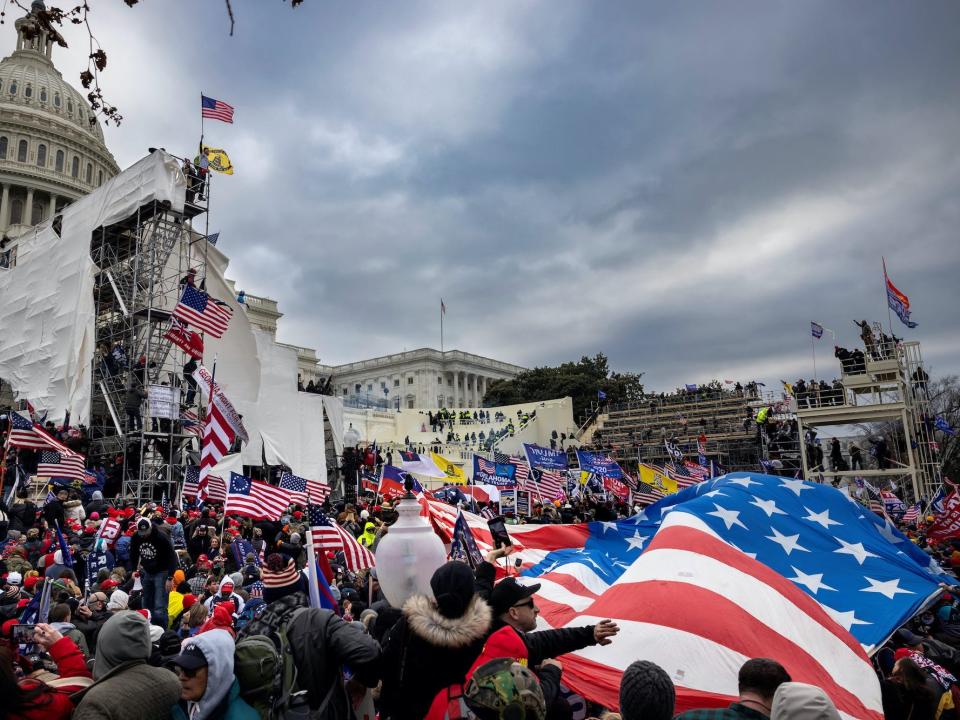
0;467;956;720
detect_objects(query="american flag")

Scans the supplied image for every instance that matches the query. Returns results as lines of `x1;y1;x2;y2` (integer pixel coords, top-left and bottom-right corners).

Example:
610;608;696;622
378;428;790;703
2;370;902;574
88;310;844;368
183;466;226;503
902;503;921;524
869;499;885;515
633;481;665;506
199;403;235;499
668;462;701;490
308;504;375;572
224;473;293;520
201;94;235;123
181;409;202;436
530;469;566;500
173;286;232;338
8;411;66;451
503;473;949;716
279;471;331;505
494;450;530;484
680;460;711;483
37;449;86;481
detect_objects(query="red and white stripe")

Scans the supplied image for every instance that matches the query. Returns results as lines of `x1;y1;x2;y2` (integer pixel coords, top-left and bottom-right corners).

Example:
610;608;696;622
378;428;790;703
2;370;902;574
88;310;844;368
528;512;883;719
312;522;375;572
527;470;566;500
37;451;86;480
224;477;292;520
199;404;234;500
8;414;71;452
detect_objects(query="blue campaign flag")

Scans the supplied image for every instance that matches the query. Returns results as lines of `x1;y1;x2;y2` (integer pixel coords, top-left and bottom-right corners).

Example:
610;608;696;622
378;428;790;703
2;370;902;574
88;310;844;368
54;522;73;568
313;560;337;610
85;547;111;588
449;511;484;569
597;390;607;400
473;455;517;487
811;322;824;339
523;443;568;471
931;487;946;515
685;384;698;392
576;450;624;479
619;473;951;650
935;416;957;437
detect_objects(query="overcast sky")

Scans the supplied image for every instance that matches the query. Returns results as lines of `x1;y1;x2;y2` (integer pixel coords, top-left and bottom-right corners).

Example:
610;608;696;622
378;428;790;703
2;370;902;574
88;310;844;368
12;1;959;391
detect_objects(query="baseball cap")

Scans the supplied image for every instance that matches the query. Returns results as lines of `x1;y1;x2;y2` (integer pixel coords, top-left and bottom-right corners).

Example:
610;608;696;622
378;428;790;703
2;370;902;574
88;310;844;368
489;578;541;617
6;572;22;586
464;658;546;720
99;578;118;591
167;644;208;671
136;518;150;532
895;627;924;646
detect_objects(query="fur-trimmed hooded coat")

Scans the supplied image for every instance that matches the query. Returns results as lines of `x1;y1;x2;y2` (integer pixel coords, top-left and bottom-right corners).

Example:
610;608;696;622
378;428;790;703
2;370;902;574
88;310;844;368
379;592;492;720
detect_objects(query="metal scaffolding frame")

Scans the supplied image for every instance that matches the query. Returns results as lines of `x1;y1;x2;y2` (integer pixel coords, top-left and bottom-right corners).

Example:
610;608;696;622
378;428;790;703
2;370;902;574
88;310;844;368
795;338;942;502
88;175;211;503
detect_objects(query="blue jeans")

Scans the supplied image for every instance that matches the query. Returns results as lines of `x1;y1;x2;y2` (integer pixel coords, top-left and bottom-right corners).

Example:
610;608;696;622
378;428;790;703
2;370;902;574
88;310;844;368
141;569;168;628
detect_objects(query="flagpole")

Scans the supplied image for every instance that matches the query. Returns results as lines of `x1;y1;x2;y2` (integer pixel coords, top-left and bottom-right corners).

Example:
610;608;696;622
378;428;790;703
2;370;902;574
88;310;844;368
304;507;324;609
440;299;444;353
811;333;817;385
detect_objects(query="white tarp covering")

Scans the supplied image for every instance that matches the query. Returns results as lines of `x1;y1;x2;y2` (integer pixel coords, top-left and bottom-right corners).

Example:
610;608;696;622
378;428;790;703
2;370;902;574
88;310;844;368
225;329;327;481
0;151;185;423
209;452;243;481
201;240;260;404
322;395;345;457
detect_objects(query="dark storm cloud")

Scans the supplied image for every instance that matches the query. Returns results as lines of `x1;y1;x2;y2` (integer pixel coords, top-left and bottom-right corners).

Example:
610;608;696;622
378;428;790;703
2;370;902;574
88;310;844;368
14;0;957;388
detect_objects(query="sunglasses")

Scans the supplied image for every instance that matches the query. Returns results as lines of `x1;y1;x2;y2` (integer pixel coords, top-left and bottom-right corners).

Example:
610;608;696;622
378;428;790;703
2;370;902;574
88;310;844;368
174;665;202;679
512;599;535;609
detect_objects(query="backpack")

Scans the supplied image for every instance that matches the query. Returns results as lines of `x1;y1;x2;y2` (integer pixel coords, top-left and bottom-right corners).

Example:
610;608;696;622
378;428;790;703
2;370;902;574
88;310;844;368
235;597;266;633
234;608;338;720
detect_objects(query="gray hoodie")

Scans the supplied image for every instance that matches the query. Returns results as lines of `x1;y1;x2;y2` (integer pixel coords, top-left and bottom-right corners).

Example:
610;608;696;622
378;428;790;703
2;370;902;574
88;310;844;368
771;683;841;720
181;628;236;720
93;610;152;680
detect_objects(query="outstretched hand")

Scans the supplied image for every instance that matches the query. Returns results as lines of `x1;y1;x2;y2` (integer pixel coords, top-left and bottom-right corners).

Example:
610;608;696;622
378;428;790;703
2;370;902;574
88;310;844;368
593;619;619;646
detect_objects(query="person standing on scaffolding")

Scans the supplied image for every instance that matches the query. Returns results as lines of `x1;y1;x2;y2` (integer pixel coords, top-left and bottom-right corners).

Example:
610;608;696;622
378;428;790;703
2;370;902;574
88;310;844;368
854;319;877;359
193;146;209;201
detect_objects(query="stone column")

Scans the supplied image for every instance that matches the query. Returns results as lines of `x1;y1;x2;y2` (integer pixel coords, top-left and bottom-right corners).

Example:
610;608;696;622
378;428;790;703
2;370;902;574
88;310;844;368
470;373;478;407
480;376;487;405
48;193;56;220
24;188;34;226
0;184;10;232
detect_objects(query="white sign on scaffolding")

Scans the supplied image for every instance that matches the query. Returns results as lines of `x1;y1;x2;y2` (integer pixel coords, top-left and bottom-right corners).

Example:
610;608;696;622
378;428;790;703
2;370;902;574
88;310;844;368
148;384;181;419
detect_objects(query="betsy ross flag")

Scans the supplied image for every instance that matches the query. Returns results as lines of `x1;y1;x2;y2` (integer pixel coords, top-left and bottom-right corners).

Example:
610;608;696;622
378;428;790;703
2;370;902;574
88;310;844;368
224;473;292;520
38;449;86;481
883;258;918;329
279;471;331;505
164;317;204;360
173;286;232;338
201;95;234;123
308;504;375;572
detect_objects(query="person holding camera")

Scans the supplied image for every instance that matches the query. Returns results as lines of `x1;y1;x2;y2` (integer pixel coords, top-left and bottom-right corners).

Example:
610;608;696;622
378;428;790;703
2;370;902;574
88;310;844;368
1;622;93;720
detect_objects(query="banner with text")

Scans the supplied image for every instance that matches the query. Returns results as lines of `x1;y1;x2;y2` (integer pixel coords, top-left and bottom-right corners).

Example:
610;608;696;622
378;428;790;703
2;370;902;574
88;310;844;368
576;450;624;479
473;455;517;487
523;443;569;470
192;365;249;442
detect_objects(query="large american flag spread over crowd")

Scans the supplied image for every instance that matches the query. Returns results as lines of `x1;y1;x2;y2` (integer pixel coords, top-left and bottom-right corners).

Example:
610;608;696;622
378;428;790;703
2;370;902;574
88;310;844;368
432;473;951;719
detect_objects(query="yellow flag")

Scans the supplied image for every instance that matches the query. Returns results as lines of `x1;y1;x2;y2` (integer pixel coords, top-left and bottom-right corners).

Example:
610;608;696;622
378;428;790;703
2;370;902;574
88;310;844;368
431;452;466;484
782;380;794;397
639;463;677;495
580;471;591;486
204;147;234;175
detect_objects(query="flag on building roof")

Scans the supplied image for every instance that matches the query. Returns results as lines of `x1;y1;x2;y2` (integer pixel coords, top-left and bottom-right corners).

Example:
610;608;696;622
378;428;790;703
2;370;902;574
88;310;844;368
173;286;232;338
164;317;204;360
224;473;292;520
279;471;331;506
308;504;374;573
201;94;235;123
883;258;918;329
37;449;86;481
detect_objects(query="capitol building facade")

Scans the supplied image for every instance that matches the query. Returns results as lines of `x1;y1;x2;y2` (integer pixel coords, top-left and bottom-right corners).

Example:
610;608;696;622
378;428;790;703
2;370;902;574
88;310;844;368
0;1;118;242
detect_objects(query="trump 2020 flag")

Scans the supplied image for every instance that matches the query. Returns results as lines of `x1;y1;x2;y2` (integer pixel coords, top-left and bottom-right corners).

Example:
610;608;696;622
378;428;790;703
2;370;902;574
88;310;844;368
883;258;918;329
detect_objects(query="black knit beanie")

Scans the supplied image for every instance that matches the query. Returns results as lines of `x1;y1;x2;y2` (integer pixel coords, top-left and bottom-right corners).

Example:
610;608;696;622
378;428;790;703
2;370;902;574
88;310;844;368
619;660;675;720
430;561;475;619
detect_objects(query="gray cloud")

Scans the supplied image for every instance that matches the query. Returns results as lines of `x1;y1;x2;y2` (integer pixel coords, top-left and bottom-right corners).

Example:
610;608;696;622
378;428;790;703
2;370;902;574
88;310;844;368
10;0;958;390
